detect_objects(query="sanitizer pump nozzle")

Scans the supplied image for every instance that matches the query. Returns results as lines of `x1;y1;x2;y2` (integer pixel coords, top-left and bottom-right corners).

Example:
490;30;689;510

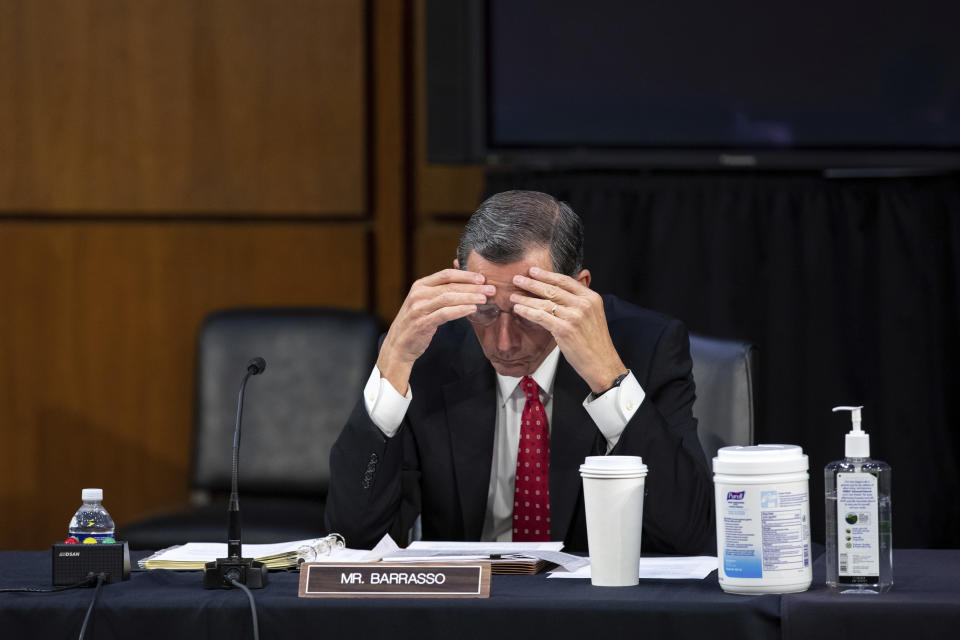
832;405;869;458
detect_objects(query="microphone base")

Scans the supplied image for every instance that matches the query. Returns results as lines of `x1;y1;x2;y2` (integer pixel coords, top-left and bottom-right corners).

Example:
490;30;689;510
202;557;268;589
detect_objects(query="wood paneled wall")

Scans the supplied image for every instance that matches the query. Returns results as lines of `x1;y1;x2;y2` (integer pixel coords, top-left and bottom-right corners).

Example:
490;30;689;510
410;0;485;277
0;0;366;214
0;222;370;548
0;0;408;550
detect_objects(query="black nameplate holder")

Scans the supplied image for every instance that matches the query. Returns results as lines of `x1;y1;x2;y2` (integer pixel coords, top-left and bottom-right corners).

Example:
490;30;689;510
298;562;491;598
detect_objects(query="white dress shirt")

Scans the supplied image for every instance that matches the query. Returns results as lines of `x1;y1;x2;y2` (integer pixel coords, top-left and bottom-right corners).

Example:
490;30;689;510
362;346;645;541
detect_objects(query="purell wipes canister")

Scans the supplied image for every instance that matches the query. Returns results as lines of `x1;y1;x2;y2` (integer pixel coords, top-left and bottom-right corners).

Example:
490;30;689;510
713;445;812;594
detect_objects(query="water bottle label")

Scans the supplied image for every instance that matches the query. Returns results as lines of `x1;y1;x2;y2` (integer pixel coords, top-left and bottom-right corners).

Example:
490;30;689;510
67;533;116;544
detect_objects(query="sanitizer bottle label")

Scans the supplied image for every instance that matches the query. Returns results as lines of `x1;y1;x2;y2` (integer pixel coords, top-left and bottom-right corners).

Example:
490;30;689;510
836;473;879;582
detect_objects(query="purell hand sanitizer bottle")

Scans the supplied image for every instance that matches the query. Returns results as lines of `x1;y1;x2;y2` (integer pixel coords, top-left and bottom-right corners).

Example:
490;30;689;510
825;406;893;593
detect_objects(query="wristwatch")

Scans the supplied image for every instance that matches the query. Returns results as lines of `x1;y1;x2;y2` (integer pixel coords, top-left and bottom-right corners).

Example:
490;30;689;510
589;371;629;401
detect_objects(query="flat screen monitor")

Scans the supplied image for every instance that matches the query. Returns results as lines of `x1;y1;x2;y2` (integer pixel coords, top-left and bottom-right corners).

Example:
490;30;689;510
479;0;960;169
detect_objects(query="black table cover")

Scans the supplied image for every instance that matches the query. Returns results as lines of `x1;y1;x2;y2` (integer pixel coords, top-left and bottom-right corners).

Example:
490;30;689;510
1;549;957;640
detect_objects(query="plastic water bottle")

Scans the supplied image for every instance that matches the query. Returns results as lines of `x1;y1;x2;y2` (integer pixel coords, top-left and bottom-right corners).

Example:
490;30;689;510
66;488;116;544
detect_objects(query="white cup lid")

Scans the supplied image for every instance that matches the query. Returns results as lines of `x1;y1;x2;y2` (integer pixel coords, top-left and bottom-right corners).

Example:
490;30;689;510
579;455;647;475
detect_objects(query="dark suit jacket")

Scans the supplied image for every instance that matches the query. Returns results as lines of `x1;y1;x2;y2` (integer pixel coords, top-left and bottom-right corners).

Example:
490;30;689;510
325;295;715;554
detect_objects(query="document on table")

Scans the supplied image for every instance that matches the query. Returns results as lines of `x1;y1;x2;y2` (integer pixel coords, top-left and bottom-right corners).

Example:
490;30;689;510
139;535;370;570
547;556;718;580
381;540;589;573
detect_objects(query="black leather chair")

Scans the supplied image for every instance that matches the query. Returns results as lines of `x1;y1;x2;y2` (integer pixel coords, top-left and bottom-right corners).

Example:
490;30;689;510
121;307;380;550
689;333;757;462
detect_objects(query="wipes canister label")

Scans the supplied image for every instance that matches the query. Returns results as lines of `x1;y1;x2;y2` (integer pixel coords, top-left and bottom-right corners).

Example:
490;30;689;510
719;482;810;580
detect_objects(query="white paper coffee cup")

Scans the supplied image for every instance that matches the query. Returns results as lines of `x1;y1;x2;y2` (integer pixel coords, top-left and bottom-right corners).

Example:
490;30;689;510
579;455;648;587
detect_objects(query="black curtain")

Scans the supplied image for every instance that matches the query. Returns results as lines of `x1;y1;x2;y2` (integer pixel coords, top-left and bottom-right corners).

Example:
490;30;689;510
487;170;960;549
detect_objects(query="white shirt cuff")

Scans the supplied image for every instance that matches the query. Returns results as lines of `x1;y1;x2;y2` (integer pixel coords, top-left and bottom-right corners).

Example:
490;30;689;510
582;371;645;452
363;365;412;438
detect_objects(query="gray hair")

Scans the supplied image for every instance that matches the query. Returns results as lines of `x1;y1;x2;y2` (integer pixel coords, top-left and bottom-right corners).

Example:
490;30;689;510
456;190;584;276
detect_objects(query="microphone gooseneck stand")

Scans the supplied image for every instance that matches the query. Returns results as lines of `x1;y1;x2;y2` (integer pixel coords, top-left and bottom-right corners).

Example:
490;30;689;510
203;357;269;590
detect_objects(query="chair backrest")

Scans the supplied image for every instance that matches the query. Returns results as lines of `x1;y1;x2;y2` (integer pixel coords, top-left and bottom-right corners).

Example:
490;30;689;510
191;307;380;497
689;333;757;462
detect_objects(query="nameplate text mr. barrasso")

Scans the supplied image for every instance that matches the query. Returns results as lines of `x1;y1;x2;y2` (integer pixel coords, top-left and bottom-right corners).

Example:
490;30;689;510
298;562;491;598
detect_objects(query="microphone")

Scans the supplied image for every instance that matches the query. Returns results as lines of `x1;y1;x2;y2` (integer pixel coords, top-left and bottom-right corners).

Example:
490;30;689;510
227;358;265;558
246;357;266;375
203;357;269;589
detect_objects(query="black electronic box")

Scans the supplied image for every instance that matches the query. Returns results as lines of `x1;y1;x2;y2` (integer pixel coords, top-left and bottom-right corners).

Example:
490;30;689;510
52;542;130;585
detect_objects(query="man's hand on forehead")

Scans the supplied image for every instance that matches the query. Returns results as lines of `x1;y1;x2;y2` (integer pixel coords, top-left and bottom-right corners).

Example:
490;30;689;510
509;266;628;394
377;268;496;394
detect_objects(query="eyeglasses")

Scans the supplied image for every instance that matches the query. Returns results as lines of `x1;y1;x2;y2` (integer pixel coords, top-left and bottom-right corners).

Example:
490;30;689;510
468;303;540;330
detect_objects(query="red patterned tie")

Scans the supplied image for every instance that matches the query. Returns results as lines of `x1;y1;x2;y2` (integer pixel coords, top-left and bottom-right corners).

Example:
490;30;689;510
513;376;550;542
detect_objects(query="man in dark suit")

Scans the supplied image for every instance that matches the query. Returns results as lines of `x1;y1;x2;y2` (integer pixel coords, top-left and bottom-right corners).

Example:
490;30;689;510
326;190;713;554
